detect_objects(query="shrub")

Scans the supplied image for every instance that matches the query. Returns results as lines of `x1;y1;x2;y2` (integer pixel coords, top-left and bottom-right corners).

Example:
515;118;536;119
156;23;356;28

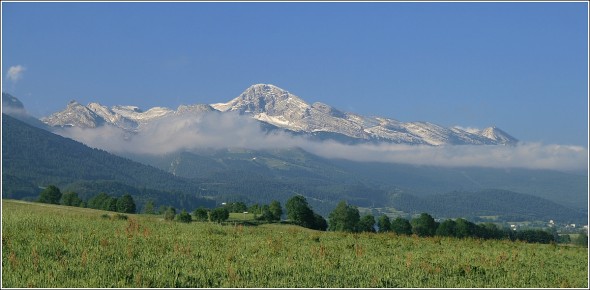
116;194;136;214
164;207;176;221
411;213;438;237
193;207;209;222
61;191;82;206
177;210;192;223
328;200;360;232
113;214;128;220
38;185;62;204
210;207;229;223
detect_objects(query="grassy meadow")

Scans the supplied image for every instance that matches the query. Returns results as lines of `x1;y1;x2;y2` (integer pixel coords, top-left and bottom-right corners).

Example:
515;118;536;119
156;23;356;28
2;199;588;288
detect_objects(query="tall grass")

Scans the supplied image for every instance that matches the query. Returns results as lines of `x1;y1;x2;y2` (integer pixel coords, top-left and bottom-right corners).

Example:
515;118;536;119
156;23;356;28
2;199;588;287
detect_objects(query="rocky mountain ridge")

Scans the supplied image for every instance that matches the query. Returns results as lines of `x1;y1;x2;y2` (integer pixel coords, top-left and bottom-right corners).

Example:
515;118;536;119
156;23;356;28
39;84;517;146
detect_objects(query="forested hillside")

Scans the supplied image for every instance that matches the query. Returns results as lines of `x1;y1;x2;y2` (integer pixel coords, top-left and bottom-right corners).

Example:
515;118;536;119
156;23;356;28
1;114;214;210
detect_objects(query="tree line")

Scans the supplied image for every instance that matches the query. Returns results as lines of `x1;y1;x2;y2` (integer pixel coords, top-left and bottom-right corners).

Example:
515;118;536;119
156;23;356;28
140;199;284;224
36;186;586;246
324;200;587;245
37;185;136;214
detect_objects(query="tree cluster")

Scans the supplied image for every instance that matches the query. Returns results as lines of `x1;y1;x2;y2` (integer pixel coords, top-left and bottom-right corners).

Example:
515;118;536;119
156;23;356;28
37;185;137;214
38;185;63;205
326;201;557;244
224;202;248;213
244;200;283;222
156;205;230;223
87;192;136;214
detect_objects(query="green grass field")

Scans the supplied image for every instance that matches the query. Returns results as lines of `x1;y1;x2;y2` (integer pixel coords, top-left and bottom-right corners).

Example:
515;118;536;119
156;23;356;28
2;199;588;288
228;212;257;221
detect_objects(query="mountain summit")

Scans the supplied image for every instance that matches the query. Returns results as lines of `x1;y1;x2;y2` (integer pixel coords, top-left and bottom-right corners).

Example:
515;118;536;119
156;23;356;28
40;84;518;146
211;84;517;145
479;127;518;145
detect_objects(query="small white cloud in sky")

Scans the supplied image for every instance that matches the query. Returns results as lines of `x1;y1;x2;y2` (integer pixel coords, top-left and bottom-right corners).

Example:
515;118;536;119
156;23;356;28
6;65;26;83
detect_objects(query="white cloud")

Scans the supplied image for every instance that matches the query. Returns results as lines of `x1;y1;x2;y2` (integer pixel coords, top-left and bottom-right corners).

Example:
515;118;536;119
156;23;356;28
55;112;589;172
6;65;26;83
301;141;588;172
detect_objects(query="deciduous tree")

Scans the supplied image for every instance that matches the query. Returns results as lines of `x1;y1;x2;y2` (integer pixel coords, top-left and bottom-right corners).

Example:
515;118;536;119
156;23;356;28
210;207;229;223
177;210;192;223
38;185;62;204
411;213;438;237
269;200;283;221
143;199;155;214
377;215;391;232
193;207;209;222
328;200;360;232
60;191;82;206
164;207;176;221
358;214;376;233
391;217;412;235
454;218;477;238
286;195;315;228
436;219;457;237
116;194;136;214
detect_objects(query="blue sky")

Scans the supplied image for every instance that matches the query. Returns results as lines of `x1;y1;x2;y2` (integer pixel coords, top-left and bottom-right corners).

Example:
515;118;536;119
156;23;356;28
2;1;588;146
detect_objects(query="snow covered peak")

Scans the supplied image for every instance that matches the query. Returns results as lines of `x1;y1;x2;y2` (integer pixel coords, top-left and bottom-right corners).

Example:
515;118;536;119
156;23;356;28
43;101;173;130
480;126;518;145
244;84;291;96
43;100;104;128
67;100;83;107
212;83;310;116
218;84;295;110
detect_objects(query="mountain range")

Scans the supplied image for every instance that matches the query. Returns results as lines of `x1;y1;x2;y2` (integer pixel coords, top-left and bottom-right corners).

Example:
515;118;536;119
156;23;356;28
1;90;586;224
41;84;517;146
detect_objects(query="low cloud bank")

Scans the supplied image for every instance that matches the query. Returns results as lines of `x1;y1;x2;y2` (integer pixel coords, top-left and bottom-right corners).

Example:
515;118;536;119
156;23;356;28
303;140;587;171
56;111;588;171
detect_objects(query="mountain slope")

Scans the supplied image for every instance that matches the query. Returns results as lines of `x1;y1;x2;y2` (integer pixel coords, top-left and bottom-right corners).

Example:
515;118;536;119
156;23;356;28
327;158;588;210
387;189;586;224
122;145;587;219
124;148;391;215
2;92;50;130
421;189;586;224
2;114;214;210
